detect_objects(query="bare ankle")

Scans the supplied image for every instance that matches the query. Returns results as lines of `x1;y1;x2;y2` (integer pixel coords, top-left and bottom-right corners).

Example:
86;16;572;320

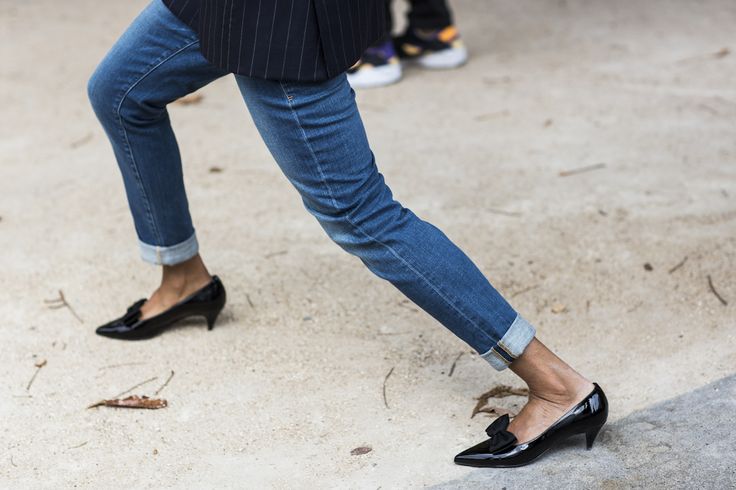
160;255;211;295
527;376;591;408
140;257;212;319
510;338;593;405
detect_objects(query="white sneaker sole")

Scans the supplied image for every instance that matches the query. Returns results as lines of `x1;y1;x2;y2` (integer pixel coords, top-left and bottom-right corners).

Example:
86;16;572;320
347;63;403;89
414;46;469;70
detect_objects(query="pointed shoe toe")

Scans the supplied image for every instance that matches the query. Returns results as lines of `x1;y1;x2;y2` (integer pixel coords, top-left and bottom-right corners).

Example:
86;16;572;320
454;439;515;467
95;298;147;339
95;321;131;339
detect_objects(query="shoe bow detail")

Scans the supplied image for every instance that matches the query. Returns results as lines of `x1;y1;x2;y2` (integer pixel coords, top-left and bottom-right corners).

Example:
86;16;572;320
484;414;517;453
121;299;146;326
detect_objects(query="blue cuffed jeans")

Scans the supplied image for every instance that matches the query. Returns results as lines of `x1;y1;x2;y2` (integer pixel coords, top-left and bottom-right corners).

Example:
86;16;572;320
87;0;535;370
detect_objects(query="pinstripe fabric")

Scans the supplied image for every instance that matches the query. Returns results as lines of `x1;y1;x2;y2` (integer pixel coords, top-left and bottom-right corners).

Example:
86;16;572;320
163;0;387;81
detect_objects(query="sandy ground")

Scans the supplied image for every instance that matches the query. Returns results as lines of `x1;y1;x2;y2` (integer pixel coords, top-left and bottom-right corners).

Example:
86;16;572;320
1;0;734;488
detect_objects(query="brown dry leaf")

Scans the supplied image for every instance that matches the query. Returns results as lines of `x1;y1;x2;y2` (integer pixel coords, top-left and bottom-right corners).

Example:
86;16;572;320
350;446;372;456
88;395;168;410
472;385;529;418
34;359;47;368
209;166;223;173
175;93;204;105
551;303;567;314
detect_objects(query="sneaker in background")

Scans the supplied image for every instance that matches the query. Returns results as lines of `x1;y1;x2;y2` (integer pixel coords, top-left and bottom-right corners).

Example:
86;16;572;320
395;25;468;70
347;40;403;89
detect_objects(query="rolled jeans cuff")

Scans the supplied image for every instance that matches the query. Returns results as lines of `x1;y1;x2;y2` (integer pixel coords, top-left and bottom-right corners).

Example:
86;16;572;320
139;233;199;265
480;314;536;371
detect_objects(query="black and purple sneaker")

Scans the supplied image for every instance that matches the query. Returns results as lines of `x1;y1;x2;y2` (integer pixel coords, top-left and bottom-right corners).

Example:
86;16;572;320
347;40;402;89
395;25;468;69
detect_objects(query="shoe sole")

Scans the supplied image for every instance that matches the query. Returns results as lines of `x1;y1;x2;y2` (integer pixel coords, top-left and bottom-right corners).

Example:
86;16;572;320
410;46;469;70
347;63;403;89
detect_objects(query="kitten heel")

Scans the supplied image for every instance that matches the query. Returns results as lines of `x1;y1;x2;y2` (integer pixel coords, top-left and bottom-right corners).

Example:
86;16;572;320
585;424;604;450
204;308;222;331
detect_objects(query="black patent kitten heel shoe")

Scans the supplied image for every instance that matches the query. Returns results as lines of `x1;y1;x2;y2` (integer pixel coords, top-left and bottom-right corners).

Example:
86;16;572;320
454;383;608;468
95;275;227;340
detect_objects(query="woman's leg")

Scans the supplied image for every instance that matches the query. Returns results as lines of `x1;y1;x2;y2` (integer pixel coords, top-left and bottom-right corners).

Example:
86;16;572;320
87;0;228;317
235;72;590;439
236;73;534;371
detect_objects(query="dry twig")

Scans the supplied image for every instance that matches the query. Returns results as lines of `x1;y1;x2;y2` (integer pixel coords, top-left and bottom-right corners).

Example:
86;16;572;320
98;361;146;371
26;359;47;391
112;376;158;399
397;299;419;312
474;110;510;122
44;290;83;324
70;133;93;149
626;301;644;313
382;367;394;409
668;256;688;274
487;208;522;217
707;275;728;306
154;370;175;396
448;352;464;377
511;284;539;298
559;163;606;177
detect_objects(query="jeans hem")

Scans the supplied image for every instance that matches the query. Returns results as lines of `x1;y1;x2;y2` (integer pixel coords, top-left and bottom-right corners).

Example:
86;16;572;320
480;314;536;371
139;233;198;265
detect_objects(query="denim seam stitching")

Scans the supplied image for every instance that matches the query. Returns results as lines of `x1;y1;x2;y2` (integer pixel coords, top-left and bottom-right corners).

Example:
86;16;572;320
397;236;509;336
278;80;497;347
113;39;200;246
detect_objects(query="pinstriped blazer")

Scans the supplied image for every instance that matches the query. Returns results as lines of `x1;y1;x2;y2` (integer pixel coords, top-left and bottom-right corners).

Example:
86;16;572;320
163;0;387;81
